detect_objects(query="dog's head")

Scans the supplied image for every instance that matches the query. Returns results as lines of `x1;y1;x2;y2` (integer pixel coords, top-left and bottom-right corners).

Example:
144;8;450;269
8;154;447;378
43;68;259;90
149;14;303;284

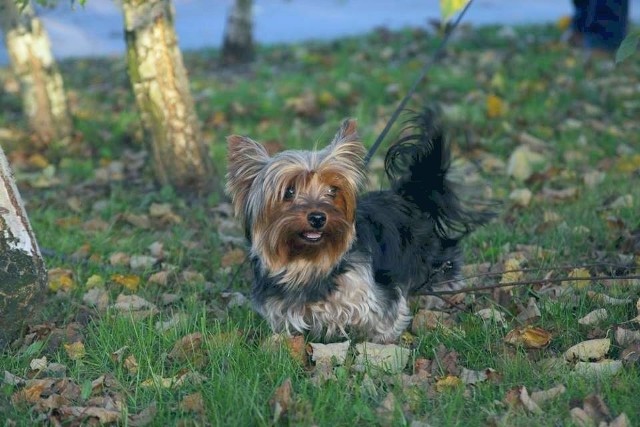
226;120;366;283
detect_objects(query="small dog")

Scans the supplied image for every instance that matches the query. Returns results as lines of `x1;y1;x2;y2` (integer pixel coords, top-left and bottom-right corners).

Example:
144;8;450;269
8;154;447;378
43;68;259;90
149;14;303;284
226;109;490;343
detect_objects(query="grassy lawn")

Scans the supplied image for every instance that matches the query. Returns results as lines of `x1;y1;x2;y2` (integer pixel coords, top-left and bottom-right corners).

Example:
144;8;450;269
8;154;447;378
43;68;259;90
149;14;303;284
1;23;639;426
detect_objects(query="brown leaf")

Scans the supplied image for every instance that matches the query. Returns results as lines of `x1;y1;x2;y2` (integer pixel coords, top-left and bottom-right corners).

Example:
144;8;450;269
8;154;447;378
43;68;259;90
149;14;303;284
411;310;452;333
168;333;207;368
530;384;566;405
435;375;462;392
57;406;121;423
614;328;640;347
124;354;139;375
221;248;246;268
504;326;552;349
270;378;293;424
128;402;158;427
63;341;86;360
179;392;205;414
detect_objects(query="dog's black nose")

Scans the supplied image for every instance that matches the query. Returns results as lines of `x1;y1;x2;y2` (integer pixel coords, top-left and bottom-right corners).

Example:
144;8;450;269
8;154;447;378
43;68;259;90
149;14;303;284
307;212;327;229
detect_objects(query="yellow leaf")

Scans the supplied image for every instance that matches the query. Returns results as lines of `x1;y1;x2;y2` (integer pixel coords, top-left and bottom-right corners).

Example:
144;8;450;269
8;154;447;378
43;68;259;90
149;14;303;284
440;0;469;22
64;341;86;360
486;94;506;118
556;15;572;31
504;326;552;349
567;268;591;289
48;268;75;292
85;274;105;288
615;154;640;173
111;274;141;292
499;258;523;286
436;375;463;391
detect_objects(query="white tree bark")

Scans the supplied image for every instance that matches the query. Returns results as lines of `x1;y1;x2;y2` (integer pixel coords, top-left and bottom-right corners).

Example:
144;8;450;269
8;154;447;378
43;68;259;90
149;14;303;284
122;0;216;194
222;0;254;64
0;0;72;145
0;147;46;349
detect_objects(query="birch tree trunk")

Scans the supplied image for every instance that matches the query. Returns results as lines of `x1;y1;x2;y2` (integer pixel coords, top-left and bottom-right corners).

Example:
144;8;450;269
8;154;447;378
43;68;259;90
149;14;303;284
0;147;46;349
221;0;254;64
122;0;216;194
0;0;72;146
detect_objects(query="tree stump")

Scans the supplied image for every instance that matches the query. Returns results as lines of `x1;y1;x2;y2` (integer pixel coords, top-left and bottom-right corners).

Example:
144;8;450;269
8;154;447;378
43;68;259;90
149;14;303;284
0;147;46;349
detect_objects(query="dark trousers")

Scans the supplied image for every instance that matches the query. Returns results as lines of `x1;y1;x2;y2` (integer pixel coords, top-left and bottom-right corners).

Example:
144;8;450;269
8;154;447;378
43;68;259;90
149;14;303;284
572;0;629;50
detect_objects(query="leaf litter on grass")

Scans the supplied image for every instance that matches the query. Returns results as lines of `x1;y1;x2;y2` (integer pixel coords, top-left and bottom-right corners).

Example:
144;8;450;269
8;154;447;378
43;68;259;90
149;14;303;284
3;21;640;426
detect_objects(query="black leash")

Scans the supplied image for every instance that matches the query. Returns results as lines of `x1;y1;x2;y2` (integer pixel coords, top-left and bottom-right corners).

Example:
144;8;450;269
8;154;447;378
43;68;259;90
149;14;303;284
364;0;476;165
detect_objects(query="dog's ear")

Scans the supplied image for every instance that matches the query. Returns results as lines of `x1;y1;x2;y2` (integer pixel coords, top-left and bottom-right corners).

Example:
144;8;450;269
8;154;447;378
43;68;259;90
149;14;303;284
330;119;359;147
226;135;270;218
324;119;366;190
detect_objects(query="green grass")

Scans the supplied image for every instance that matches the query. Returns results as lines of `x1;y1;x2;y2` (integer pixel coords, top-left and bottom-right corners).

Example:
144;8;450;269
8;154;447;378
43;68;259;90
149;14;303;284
1;23;640;425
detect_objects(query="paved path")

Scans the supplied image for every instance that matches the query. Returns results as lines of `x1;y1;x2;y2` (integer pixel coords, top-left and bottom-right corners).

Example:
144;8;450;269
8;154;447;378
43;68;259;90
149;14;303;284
1;0;638;64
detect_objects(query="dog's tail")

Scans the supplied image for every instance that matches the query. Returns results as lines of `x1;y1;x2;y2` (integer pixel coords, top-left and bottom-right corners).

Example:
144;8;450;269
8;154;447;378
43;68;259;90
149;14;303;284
384;107;494;238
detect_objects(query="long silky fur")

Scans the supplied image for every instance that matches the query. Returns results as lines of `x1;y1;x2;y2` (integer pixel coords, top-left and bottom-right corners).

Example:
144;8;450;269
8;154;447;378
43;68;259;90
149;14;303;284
228;107;494;343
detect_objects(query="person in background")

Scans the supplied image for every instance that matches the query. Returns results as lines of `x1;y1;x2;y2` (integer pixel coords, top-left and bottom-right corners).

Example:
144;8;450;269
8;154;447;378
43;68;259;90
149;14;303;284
567;0;629;54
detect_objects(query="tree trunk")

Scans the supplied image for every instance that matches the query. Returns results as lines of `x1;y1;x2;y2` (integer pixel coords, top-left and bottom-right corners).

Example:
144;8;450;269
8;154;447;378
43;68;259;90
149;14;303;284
122;0;216;194
221;0;254;64
0;0;72;146
0;147;46;349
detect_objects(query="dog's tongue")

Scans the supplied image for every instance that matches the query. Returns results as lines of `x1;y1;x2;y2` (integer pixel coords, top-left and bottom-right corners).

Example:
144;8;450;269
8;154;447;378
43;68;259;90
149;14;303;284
303;231;323;241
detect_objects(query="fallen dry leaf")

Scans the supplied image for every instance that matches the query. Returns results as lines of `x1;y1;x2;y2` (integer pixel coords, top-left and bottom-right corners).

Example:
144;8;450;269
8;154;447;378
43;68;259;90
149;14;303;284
411;309;452;333
486;94;506;118
124;354;139;375
168;333;206;367
354;342;411;374
516;297;541;324
82;288;109;311
179;392;205;414
4;370;26;386
110;274;141;292
567;268;592;289
509;188;533;207
475;308;507;325
309;341;350;365
111;294;158;317
48;268;75;292
221;248;246;268
504;326;551;349
57;405;121;423
270;378;293;424
29;356;47;371
615;328;640;347
565;338;610;362
460;367;499;385
507;146;546;181
129;255;157;270
530;384;566;405
63;341;86;360
578;309;608;326
587;292;632;305
499;258;524;288
574;360;622;377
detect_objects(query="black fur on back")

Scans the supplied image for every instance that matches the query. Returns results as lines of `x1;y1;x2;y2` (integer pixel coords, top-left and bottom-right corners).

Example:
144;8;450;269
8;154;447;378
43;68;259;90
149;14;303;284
384;107;493;239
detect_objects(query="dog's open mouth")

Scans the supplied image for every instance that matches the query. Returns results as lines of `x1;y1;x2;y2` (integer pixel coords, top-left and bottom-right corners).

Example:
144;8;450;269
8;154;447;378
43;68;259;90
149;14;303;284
300;231;324;243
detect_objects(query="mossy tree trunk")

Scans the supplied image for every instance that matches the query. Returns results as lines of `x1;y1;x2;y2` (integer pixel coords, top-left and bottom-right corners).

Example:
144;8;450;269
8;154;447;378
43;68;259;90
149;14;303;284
122;0;216;194
0;147;46;349
0;0;72;146
221;0;254;64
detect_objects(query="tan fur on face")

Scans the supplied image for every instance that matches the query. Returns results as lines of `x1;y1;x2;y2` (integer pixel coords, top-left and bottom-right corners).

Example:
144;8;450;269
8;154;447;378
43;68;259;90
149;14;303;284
226;119;366;284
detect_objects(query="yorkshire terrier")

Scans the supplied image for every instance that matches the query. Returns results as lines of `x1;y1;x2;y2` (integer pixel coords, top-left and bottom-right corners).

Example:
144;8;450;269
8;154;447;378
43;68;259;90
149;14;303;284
226;109;491;343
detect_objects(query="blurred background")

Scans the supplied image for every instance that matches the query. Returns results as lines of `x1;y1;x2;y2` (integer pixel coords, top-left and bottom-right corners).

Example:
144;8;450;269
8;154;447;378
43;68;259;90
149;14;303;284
2;0;638;65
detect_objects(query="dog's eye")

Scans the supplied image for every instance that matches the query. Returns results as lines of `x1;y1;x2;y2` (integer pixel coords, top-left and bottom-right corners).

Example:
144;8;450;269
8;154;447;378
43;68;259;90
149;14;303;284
284;186;296;201
327;186;338;198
